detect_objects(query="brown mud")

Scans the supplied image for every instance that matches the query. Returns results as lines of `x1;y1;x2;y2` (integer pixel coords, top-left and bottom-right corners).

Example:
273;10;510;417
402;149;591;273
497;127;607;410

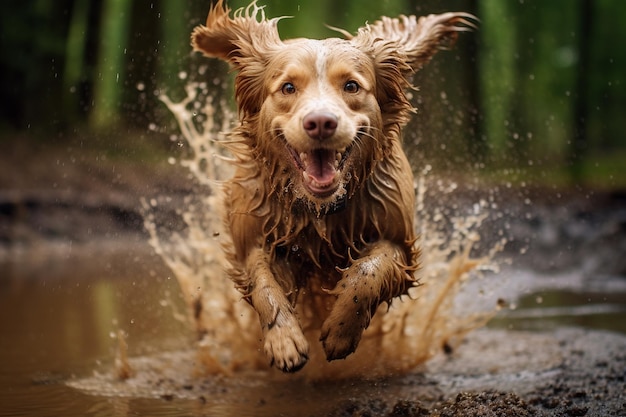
67;327;626;416
1;138;626;416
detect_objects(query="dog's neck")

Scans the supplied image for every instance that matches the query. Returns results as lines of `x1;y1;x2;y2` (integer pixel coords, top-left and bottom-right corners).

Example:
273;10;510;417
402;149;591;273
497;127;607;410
290;191;348;217
325;193;347;215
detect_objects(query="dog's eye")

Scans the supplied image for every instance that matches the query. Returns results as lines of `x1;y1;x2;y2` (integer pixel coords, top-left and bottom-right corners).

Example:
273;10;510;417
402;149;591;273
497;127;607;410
344;80;360;93
281;82;296;95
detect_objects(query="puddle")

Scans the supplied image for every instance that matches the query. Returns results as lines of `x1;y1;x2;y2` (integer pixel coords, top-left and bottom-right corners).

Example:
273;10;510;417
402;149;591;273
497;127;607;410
490;288;626;334
1;251;624;416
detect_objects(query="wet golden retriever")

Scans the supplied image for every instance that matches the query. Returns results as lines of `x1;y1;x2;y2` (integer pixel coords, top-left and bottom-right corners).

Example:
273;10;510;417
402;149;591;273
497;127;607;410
191;0;473;372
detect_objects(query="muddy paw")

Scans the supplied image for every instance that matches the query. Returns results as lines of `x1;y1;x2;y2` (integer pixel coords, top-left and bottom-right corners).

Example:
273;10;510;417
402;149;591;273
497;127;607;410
319;306;369;361
264;323;309;372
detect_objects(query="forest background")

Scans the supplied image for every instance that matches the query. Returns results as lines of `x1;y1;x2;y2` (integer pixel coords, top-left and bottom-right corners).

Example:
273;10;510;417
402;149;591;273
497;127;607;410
1;0;624;188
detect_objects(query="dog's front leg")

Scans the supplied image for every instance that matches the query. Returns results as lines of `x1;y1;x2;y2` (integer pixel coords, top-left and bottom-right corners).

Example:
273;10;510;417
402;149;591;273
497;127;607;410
246;248;309;372
320;240;414;361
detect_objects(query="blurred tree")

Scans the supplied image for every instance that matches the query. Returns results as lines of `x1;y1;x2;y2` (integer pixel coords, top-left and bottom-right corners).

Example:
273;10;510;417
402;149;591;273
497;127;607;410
63;0;91;125
159;0;188;93
587;0;626;152
0;0;73;133
477;0;516;161
89;0;132;130
569;0;593;182
464;0;485;164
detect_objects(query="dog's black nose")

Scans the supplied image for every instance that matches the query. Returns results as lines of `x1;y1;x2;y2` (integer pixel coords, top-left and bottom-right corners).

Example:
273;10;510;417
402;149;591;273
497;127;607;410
303;112;338;140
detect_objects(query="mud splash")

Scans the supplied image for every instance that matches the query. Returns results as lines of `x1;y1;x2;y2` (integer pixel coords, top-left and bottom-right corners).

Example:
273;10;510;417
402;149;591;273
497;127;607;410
137;72;505;381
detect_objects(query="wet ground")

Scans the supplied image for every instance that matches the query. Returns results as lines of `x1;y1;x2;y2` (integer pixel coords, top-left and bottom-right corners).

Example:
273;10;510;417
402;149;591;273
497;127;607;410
1;140;626;416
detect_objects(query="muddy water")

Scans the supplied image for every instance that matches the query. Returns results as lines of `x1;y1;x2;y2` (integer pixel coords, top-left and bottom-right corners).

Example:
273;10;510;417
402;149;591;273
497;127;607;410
2;176;626;416
491;281;626;334
2;246;625;416
0;246;191;416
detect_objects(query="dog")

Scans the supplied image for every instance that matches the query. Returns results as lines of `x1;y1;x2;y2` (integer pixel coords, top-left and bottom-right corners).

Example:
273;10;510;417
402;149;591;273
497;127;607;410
191;0;473;372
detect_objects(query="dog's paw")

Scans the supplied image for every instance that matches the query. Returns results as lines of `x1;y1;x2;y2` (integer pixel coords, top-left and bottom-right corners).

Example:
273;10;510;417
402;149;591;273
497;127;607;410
264;321;309;372
319;302;369;361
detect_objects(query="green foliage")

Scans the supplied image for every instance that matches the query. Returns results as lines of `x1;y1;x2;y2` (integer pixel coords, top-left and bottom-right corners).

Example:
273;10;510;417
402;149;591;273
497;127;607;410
475;0;625;188
0;0;624;187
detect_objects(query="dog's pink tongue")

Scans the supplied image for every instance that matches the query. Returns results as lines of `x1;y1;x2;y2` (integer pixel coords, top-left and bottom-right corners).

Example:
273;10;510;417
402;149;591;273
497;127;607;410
305;149;336;186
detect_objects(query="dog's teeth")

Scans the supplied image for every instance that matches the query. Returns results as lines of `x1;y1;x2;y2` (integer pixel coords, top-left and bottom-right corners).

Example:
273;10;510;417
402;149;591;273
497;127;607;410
299;152;308;163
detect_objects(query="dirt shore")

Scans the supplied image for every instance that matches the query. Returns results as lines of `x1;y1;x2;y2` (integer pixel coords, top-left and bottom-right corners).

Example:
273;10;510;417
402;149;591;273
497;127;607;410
69;326;626;416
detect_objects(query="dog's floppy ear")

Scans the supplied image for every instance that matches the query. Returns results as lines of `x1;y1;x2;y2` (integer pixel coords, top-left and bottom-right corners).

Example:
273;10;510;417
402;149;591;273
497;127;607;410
354;13;476;74
191;0;284;115
191;0;282;65
349;12;475;133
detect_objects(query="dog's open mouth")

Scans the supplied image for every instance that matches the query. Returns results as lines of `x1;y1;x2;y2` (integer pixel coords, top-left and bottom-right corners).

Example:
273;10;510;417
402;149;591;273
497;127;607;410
287;145;350;198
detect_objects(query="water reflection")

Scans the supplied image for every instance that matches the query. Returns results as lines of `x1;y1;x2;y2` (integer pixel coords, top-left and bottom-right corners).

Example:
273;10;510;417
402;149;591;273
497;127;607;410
0;244;191;417
2;243;626;416
490;289;626;334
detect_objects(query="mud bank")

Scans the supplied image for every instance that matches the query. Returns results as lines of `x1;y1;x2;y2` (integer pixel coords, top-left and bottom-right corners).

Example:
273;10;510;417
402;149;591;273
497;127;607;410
69;327;626;416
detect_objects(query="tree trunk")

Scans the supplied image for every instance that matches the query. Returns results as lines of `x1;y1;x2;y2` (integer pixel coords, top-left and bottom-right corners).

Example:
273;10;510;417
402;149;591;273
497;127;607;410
569;0;593;183
465;0;485;164
63;0;90;125
158;0;188;94
89;0;132;130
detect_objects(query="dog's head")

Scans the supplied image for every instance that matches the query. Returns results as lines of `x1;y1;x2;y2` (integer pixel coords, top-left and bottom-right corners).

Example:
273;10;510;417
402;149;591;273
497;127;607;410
192;0;474;213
